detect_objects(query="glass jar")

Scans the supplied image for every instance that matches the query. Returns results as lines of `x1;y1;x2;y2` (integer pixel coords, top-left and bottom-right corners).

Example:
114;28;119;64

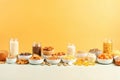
10;38;19;56
103;39;113;53
32;42;41;56
67;43;76;56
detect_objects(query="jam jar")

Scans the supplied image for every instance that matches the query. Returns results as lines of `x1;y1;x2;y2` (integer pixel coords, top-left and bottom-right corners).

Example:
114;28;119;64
32;42;41;56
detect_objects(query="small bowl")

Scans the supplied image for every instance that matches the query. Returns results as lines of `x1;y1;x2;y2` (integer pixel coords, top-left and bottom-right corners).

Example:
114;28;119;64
29;59;44;65
18;54;32;60
46;59;61;65
89;48;102;56
42;55;51;59
43;50;54;56
75;53;88;58
62;58;76;64
97;58;113;64
6;58;17;64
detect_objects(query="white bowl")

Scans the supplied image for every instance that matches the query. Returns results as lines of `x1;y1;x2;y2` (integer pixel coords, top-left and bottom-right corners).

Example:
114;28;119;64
75;53;88;58
42;55;51;59
18;55;32;60
46;59;61;65
6;58;17;64
62;58;76;64
97;58;113;64
29;59;44;65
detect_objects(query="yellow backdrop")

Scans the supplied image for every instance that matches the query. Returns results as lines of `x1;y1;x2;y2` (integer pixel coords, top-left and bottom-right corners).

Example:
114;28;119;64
0;0;120;53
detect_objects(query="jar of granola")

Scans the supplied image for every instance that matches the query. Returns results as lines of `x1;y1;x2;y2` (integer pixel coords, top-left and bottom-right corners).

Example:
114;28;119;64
103;39;113;54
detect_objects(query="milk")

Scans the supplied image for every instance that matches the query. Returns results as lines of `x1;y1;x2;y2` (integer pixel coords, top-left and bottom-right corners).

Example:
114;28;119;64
67;44;76;56
10;38;19;56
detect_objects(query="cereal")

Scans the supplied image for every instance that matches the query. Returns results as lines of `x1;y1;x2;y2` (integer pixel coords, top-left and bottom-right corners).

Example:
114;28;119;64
43;46;54;51
47;56;59;60
20;53;31;56
43;46;54;56
63;55;75;60
74;58;95;66
16;59;29;64
103;39;112;53
98;53;113;59
52;52;66;56
30;54;42;60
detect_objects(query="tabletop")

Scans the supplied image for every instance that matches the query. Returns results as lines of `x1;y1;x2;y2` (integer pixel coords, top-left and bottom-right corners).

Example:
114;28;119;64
0;63;120;80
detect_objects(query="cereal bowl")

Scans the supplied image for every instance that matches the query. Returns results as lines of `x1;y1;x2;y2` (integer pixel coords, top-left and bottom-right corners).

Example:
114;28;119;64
62;58;76;64
29;59;44;65
18;53;32;60
46;59;61;65
6;57;17;64
97;58;113;64
46;56;61;65
114;56;120;66
62;55;76;65
29;54;44;65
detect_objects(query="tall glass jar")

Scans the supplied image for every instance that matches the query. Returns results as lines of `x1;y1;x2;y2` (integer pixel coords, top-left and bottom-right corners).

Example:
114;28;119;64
67;43;76;56
32;42;41;56
10;38;19;56
103;39;113;54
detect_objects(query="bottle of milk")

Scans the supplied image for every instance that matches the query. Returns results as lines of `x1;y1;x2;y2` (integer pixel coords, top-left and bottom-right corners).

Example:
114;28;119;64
67;43;76;56
10;38;19;56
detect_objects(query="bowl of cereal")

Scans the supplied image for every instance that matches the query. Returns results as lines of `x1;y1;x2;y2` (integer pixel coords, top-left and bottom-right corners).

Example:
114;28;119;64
43;46;54;56
46;56;61;65
6;55;17;64
52;52;66;59
29;54;44;65
18;52;32;60
62;55;76;65
97;53;113;64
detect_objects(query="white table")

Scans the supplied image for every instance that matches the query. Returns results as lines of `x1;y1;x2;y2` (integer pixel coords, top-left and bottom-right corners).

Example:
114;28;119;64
0;64;120;80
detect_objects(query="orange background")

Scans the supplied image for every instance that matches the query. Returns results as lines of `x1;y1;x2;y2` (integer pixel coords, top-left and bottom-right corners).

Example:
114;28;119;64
0;0;120;53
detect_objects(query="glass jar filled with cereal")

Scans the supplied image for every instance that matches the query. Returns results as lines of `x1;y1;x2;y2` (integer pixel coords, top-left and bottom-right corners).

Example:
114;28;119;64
103;39;113;54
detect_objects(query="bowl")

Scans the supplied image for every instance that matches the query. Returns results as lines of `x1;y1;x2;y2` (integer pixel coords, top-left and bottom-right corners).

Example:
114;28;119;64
29;59;44;65
6;58;17;64
76;53;88;58
75;51;88;58
42;54;51;59
97;58;113;64
89;48;102;56
18;54;32;60
62;58;76;64
46;58;61;65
